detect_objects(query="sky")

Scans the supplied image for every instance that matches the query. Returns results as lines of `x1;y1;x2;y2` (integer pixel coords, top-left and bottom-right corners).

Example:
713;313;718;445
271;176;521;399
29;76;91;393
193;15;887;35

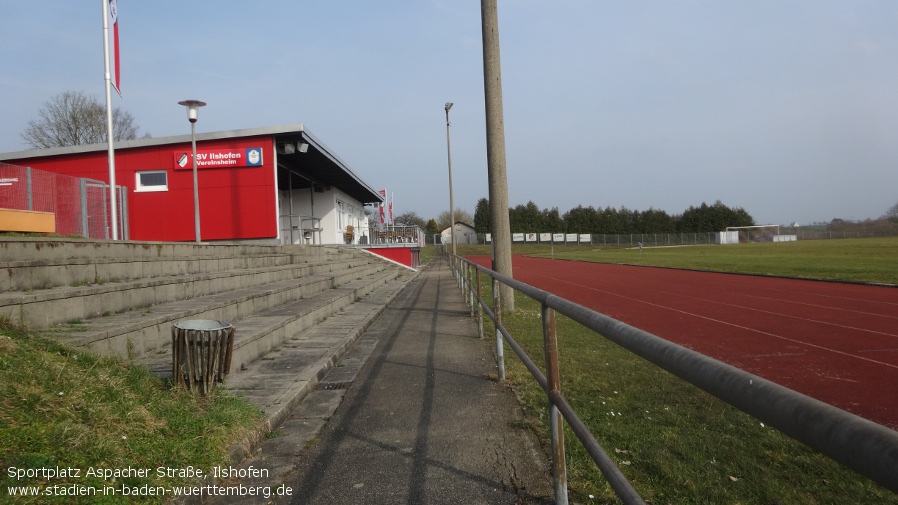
1;1;897;227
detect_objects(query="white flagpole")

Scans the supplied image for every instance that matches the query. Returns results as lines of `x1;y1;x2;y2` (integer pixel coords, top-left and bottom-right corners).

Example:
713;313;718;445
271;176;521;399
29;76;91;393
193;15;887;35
102;0;119;240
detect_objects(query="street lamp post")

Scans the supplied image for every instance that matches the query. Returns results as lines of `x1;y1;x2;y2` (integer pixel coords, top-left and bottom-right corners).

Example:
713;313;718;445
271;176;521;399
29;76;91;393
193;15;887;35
178;99;206;243
444;102;457;257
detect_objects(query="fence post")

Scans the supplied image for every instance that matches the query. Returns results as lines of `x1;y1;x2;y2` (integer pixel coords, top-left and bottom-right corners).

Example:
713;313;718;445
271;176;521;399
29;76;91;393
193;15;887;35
493;277;506;382
26;167;33;210
119;186;129;239
80;179;89;237
543;302;569;505
101;182;110;239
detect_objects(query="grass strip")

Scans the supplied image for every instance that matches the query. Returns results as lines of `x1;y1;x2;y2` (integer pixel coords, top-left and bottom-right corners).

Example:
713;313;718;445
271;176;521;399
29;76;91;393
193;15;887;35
493;294;896;504
0;318;263;505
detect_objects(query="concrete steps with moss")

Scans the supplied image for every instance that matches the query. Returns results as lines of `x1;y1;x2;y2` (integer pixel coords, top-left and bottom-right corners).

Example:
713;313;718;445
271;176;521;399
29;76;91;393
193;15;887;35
0;238;416;375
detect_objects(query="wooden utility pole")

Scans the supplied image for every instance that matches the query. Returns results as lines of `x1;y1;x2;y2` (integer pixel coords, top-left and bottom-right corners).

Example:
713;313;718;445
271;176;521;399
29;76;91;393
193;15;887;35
480;0;514;311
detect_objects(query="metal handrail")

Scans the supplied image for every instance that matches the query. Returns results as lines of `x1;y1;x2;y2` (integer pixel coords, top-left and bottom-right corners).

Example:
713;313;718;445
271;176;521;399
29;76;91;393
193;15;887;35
447;254;898;503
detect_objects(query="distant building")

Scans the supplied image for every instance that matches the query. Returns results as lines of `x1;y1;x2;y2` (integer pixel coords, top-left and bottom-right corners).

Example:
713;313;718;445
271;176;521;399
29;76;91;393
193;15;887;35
440;221;477;245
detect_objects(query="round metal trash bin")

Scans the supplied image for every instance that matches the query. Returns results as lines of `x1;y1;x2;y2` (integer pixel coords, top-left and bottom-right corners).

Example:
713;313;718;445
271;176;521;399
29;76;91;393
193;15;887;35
171;319;235;395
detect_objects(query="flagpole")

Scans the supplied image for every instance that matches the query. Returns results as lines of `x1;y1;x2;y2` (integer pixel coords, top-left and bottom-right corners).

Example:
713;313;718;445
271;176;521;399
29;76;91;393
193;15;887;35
102;0;119;240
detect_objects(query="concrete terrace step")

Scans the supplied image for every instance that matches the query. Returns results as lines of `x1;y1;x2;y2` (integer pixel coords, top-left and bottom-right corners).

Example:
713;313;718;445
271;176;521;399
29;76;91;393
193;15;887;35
221;269;417;433
137;267;412;376
4;251;296;292
1;254;381;330
41;261;393;360
2;240;288;291
0;239;355;265
1;238;360;292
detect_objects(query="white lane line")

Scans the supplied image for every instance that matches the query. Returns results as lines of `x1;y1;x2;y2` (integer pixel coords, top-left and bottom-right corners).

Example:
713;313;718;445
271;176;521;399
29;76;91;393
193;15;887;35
532;272;898;371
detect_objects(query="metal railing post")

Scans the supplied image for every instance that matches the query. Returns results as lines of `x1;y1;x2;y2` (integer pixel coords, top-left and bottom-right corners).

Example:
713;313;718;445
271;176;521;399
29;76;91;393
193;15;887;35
543;302;569;505
468;263;475;317
493;276;505;381
458;258;470;303
462;260;469;302
463;259;468;295
476;268;484;339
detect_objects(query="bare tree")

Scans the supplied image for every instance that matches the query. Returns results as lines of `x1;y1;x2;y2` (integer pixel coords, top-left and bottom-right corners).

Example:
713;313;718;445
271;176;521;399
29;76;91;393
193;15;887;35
393;211;426;228
883;202;898;223
21;90;144;148
437;209;474;231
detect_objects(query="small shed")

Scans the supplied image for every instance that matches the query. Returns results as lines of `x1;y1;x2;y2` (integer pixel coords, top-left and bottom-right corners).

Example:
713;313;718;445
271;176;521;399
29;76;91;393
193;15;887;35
440;221;477;245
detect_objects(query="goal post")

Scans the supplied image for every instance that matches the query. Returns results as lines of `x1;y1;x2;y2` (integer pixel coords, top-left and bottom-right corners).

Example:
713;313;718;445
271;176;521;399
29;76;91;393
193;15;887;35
725;225;780;243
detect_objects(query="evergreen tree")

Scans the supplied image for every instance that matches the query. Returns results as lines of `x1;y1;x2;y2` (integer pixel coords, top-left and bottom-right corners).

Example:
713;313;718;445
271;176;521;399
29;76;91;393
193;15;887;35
425;219;440;243
474;198;491;234
541;207;564;233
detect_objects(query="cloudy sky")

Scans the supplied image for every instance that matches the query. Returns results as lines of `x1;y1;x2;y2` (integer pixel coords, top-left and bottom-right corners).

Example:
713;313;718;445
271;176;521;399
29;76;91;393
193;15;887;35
2;1;896;226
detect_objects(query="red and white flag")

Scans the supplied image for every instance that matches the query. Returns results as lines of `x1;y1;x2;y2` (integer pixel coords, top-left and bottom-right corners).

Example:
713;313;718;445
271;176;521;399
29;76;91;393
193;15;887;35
108;0;121;96
389;192;394;224
378;189;387;224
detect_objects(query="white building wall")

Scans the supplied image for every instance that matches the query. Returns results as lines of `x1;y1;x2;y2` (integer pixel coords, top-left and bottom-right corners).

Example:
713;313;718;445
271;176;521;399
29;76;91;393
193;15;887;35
321;188;367;245
440;223;477;245
278;186;367;245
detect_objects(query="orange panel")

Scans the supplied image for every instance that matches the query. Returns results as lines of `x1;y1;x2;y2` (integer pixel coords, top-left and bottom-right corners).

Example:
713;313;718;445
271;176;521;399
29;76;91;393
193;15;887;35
0;209;56;233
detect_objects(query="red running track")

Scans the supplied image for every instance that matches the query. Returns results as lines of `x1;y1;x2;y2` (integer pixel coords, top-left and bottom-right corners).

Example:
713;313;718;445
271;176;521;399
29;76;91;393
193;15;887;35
469;255;898;430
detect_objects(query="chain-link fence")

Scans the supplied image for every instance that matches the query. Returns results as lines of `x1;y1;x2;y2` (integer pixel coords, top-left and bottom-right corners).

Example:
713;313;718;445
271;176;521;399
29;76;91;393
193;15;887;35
0;162;128;239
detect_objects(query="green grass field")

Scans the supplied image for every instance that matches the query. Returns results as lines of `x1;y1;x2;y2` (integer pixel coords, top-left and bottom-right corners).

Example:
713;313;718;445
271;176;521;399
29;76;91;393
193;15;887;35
465;237;898;504
443;236;898;285
532;237;898;285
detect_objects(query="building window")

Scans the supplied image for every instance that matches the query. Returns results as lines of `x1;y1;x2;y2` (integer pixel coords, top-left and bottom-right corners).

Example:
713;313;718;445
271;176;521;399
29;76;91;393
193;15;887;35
135;171;168;192
336;199;345;230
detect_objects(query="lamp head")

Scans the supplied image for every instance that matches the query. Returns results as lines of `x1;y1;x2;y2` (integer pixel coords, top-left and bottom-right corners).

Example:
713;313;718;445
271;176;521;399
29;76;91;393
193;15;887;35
178;99;207;123
444;102;453;112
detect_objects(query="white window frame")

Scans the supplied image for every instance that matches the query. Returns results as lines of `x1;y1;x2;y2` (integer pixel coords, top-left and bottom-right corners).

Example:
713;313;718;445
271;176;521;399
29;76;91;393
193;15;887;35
336;199;345;230
135;170;169;192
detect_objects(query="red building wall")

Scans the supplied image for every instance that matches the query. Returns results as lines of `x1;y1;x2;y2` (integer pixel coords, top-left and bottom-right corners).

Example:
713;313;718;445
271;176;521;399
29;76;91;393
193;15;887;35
364;247;420;269
10;136;277;242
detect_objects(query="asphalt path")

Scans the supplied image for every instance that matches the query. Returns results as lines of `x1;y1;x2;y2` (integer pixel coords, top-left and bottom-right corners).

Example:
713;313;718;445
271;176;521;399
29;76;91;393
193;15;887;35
211;258;552;505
